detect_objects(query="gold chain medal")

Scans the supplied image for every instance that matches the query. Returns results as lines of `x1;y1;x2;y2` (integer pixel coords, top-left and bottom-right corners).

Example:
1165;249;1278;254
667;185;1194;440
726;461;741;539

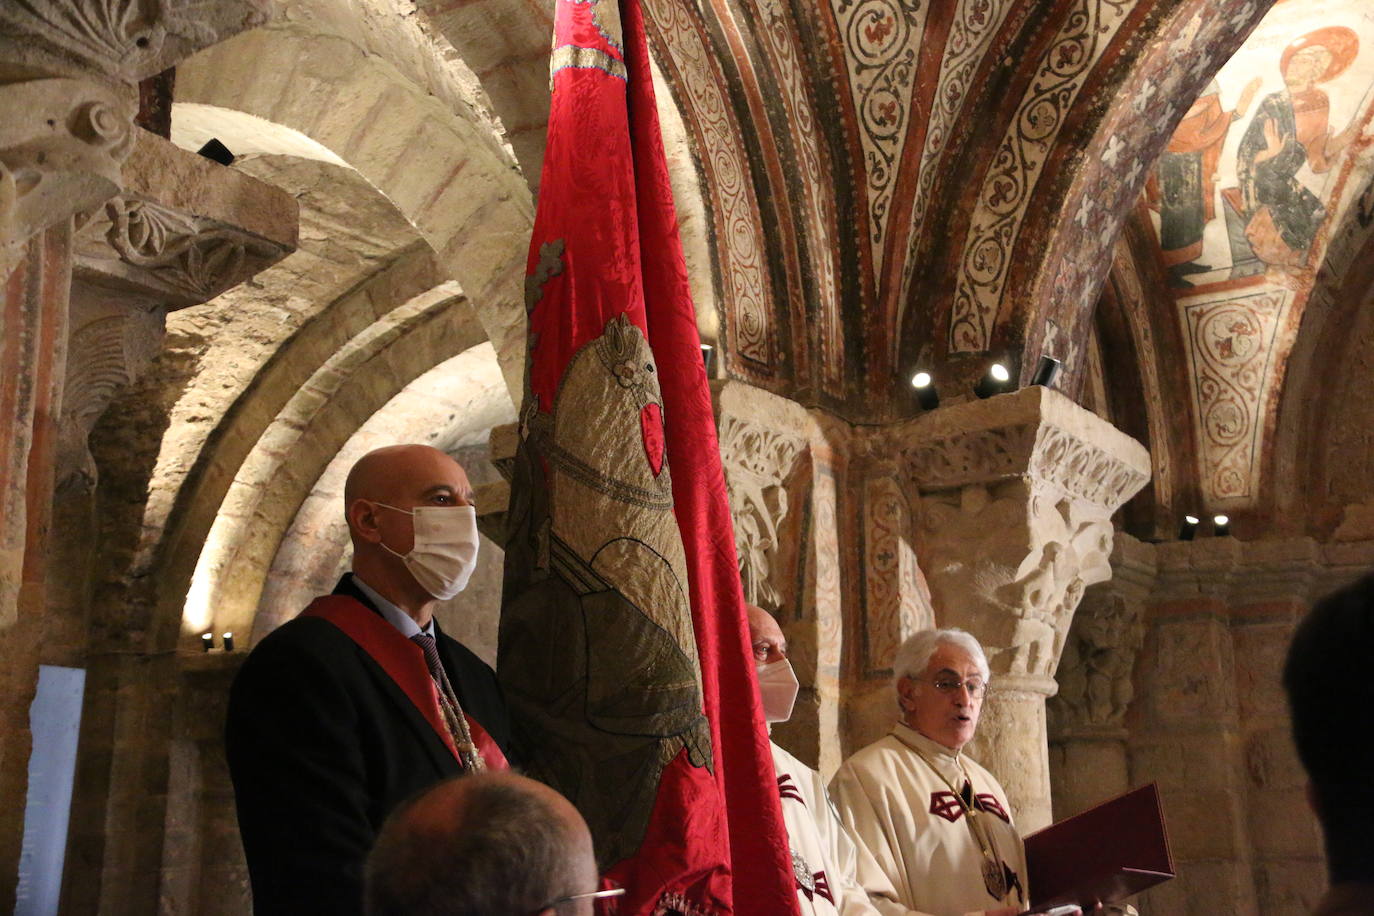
911;744;1011;904
981;853;1008;900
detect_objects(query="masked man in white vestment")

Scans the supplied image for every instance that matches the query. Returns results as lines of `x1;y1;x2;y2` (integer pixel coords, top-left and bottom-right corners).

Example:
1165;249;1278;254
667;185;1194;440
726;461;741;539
748;605;891;916
830;629;1029;916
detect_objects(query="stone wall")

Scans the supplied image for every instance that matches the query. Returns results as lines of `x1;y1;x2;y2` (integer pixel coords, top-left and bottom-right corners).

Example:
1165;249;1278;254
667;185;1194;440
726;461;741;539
1049;535;1374;915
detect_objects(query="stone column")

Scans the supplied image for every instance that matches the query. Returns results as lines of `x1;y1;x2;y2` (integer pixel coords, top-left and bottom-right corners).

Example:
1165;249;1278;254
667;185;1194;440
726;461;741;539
1048;533;1155;820
888;386;1150;831
0;2;273;907
58;138;293;911
712;381;832;767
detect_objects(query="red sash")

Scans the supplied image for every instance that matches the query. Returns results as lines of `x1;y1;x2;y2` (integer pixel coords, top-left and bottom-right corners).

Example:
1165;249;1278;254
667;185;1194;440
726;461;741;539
300;595;508;771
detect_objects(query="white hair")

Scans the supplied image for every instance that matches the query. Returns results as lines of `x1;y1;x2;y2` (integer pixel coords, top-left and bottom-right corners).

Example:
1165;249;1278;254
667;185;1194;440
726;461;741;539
891;628;990;700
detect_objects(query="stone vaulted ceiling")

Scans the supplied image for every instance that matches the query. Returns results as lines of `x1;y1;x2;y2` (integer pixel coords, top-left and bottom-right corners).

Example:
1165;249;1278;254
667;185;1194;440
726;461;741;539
636;0;1275;410
1120;0;1374;531
155;0;1374;639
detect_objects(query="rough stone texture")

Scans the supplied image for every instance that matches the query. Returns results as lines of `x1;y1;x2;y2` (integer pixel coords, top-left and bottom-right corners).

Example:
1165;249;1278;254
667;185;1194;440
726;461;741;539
1043;535;1374;916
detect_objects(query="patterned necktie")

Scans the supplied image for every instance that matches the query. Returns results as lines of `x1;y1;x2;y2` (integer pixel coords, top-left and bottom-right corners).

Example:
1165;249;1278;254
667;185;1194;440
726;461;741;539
411;632;484;771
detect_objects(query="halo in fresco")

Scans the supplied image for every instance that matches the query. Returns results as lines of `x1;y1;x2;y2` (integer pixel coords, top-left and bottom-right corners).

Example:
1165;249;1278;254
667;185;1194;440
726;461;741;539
1149;0;1374;508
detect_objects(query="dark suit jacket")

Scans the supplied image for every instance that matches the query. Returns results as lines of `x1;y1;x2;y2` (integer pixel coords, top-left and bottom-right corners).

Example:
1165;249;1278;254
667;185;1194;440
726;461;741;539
225;575;511;915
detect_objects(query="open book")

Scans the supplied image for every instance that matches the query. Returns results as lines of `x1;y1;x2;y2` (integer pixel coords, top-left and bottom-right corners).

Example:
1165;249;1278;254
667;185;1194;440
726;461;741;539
1022;783;1174;910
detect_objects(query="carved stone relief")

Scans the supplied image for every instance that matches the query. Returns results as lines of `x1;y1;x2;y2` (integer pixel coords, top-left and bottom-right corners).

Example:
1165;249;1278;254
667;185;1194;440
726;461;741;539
57;133;295;494
76;196;288;308
1051;585;1146;732
0;79;134;280
0;0;270;278
717;413;806;609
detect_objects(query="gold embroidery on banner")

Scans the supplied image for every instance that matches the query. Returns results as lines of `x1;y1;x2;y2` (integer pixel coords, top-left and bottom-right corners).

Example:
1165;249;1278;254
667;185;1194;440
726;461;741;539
567;0;624;53
550;45;627;85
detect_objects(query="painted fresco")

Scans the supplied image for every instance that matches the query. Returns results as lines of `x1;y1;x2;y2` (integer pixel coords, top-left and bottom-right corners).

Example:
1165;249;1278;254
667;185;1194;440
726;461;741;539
1148;0;1374;508
1150;1;1374;291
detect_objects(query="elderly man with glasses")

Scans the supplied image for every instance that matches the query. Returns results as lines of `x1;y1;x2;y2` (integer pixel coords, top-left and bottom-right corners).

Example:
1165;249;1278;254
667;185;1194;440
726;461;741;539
829;629;1028;916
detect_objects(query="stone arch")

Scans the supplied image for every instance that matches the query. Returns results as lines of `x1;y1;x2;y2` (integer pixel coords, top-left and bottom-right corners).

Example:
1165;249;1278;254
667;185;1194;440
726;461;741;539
179;287;492;647
175;16;533;396
1269;175;1374;536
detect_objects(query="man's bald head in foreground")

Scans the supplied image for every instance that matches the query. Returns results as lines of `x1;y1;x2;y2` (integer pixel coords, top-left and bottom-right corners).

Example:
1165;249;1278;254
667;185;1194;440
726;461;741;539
365;772;599;916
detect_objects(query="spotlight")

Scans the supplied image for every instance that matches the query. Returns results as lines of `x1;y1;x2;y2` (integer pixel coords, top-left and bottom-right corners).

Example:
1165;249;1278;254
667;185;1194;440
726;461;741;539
1213;514;1230;537
196;137;235;166
223;632;235;653
700;343;716;377
201;633;214;652
1179;515;1200;541
910;371;939;410
1030;355;1062;389
974;362;1012;399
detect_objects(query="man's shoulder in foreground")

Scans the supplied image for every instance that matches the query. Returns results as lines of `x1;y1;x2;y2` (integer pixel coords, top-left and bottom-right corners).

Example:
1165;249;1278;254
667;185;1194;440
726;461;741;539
1312;882;1374;916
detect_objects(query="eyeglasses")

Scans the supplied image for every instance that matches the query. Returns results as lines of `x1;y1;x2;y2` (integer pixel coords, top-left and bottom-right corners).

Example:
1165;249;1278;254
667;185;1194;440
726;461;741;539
920;676;987;698
540;881;625;914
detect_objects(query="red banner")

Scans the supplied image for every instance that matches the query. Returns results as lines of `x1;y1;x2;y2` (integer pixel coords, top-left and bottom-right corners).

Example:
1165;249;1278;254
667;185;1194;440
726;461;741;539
498;0;799;913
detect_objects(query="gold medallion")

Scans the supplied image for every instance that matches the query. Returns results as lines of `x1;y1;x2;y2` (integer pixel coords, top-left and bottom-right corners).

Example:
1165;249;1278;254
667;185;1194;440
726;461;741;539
982;856;1008;900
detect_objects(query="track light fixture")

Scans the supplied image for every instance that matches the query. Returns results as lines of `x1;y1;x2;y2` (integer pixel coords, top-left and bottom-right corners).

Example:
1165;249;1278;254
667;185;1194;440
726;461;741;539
223;632;235;653
196;137;235;166
700;343;716;377
201;633;214;652
911;371;939;410
974;362;1012;399
1213;514;1230;537
1030;355;1062;389
1179;515;1200;541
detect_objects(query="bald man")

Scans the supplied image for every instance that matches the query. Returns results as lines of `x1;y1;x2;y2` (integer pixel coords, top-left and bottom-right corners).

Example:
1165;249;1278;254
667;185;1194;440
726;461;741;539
365;773;615;916
227;445;513;915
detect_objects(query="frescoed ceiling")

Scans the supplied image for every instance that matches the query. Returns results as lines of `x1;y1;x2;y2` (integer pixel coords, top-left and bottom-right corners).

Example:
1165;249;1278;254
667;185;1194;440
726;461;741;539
423;0;1274;412
1116;0;1374;526
414;0;1374;531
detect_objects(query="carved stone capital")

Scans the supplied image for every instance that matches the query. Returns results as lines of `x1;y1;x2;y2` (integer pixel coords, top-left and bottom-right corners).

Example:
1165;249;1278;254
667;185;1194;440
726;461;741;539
75;194;288;308
893;387;1150;514
1050;585;1147;735
0;78;134;278
0;0;271;277
58;130;294;494
712;381;811;608
0;0;270;85
886;388;1150;678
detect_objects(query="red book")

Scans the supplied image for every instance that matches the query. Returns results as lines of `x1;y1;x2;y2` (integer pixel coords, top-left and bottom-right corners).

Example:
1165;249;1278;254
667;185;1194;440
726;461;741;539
1023;783;1175;910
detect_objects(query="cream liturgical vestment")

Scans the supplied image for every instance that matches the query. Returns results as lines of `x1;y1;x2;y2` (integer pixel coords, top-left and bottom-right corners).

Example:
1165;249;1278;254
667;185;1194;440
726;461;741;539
771;741;882;915
829;724;1028;916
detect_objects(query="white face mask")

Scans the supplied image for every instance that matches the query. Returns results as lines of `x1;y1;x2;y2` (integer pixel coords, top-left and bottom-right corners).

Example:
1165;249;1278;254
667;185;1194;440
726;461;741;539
374;503;480;601
756;658;799;724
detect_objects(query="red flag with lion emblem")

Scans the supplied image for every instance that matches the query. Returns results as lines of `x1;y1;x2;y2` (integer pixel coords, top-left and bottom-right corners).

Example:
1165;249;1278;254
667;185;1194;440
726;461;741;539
497;0;799;913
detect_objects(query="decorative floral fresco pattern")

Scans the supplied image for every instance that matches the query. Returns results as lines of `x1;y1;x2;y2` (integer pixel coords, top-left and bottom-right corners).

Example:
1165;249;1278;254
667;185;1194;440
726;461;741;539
894;0;1015;360
831;0;928;270
1180;288;1289;502
862;474;932;675
754;0;845;395
644;0;774;369
949;0;1135;352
